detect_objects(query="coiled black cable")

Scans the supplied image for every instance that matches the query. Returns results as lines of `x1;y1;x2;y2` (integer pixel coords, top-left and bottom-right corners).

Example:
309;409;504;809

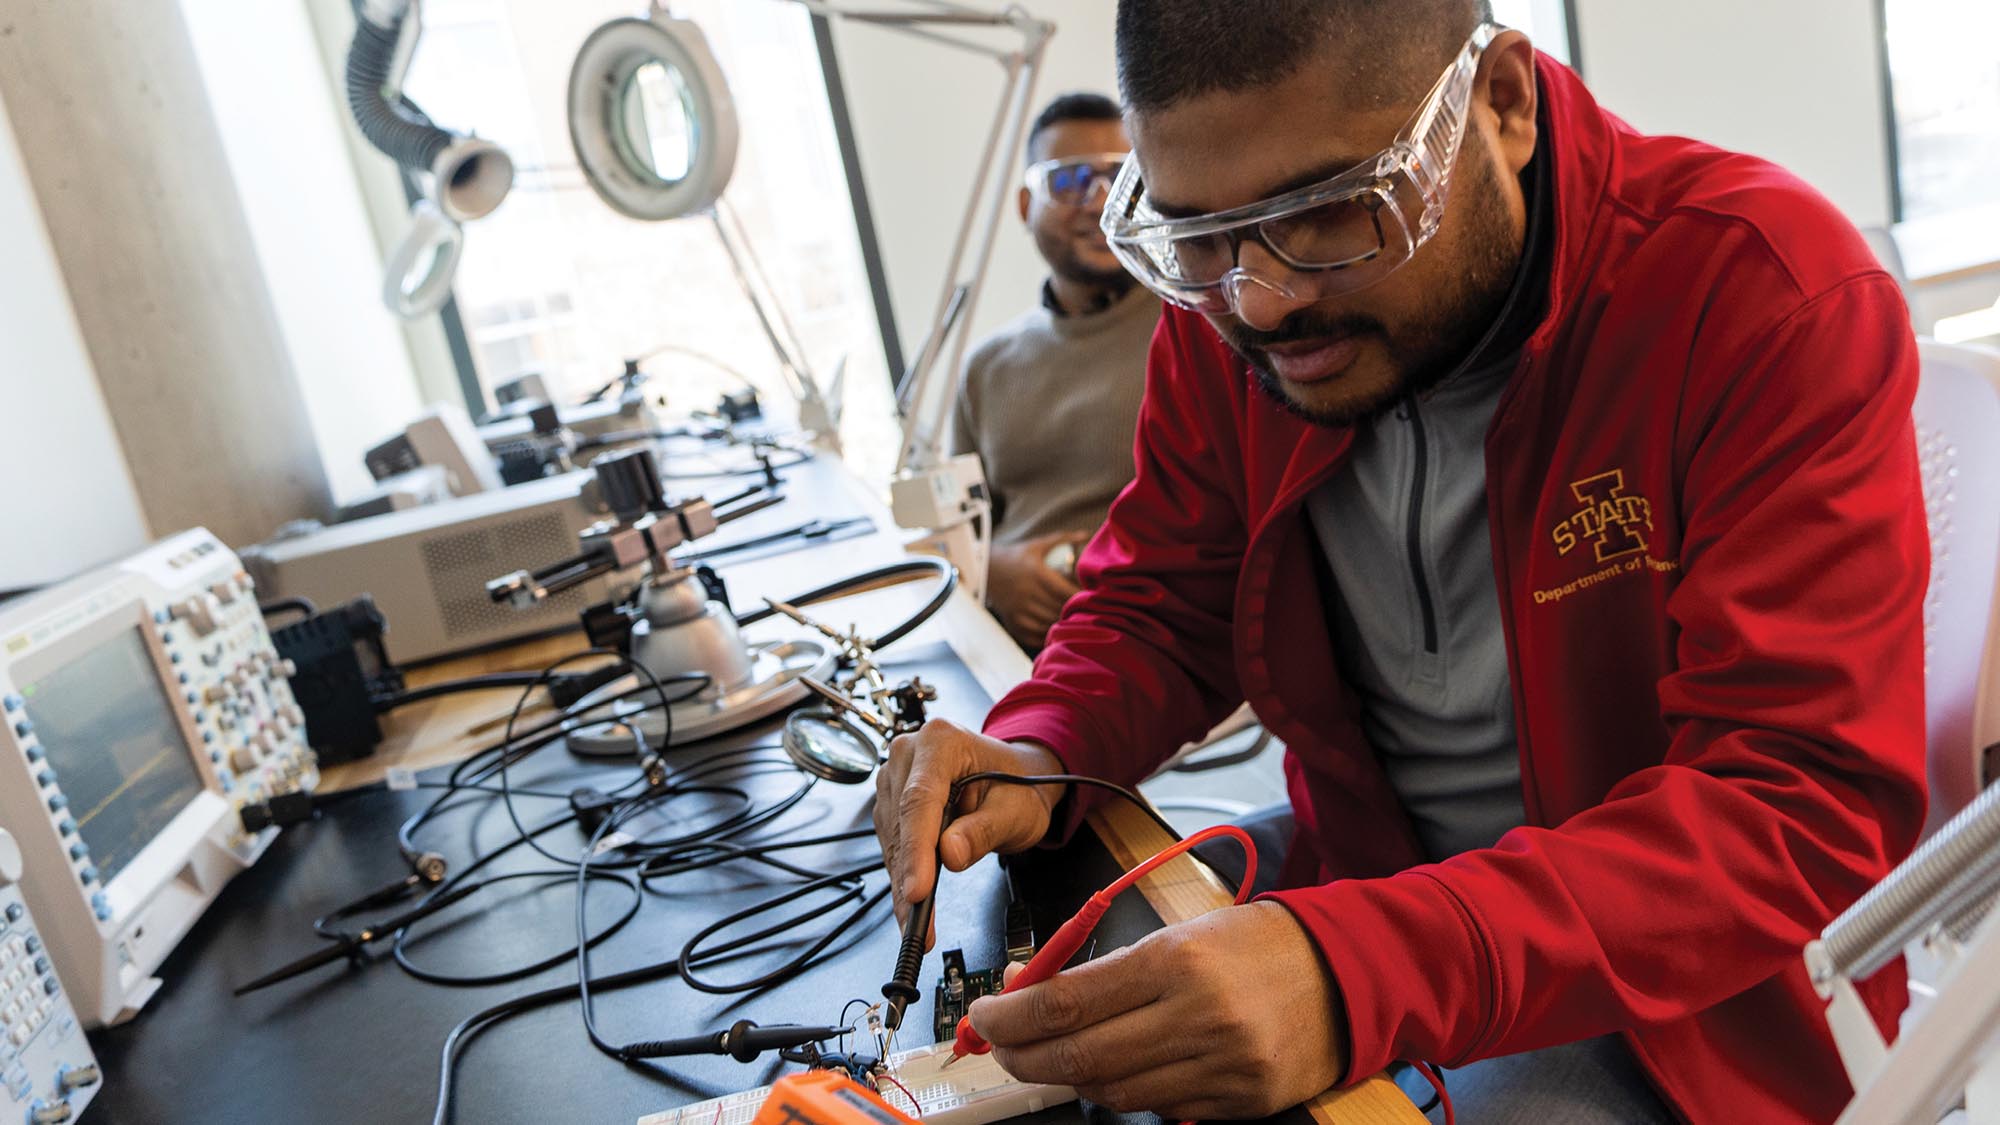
736;556;957;652
398;556;965;1120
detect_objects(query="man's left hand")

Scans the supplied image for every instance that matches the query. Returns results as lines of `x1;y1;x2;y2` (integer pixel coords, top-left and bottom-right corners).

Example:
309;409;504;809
968;900;1350;1119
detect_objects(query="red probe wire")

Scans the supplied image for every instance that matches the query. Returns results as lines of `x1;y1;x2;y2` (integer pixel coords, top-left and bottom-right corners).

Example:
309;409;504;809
939;827;1456;1125
946;824;1258;1063
1412;1061;1455;1124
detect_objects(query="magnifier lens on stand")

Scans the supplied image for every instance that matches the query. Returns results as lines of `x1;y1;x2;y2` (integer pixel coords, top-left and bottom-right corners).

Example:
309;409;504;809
620;60;698;183
570;11;739;222
782;709;882;785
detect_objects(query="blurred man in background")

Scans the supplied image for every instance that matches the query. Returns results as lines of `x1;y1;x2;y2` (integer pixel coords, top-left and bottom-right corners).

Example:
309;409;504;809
951;92;1162;651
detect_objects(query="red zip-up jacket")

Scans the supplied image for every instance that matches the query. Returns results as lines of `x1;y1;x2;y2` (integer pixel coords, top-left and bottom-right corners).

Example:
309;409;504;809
982;57;1926;1123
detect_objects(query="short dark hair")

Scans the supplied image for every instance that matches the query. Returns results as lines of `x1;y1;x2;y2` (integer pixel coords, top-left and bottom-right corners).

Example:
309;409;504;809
1115;0;1492;113
1026;91;1124;161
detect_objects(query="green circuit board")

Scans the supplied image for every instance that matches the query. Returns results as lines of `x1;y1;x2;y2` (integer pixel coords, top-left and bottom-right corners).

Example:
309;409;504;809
933;949;1002;1044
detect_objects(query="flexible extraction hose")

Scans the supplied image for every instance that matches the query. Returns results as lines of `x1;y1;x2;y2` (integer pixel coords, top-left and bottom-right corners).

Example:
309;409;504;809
346;1;451;173
345;0;511;221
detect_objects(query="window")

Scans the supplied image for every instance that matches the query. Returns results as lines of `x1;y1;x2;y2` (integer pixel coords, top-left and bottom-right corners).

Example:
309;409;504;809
1492;0;1576;67
398;0;898;480
1884;0;2000;221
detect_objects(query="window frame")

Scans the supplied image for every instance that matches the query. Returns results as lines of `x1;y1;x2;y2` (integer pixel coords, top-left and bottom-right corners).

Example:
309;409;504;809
1875;0;1907;224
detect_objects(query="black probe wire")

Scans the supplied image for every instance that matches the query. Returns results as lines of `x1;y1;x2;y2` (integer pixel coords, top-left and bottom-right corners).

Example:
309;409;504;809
954;772;1187;845
493;648;679;867
309;787;651;981
576;789;663;1059
343;652;689;981
576;755;890;1057
429;876;880;1125
386;811;644;984
673;865;891;995
735;556;957;652
392;672;712;858
638;827;876;881
394;869;646;985
391;692;612;853
419;558;957;1118
321;788;612;942
423;768;1165;1121
385;651;687;984
287;696;762;1120
437;666;858;1038
393;769;785;985
434;667;704;790
374;671;555;713
575;784;870;1055
431;763;1185;1121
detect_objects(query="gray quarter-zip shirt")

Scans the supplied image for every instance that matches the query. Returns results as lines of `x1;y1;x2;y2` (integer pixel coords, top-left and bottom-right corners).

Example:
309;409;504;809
1307;362;1524;862
1307;142;1553;862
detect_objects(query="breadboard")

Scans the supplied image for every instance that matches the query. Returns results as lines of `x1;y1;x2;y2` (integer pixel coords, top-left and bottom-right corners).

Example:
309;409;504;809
637;1042;1076;1125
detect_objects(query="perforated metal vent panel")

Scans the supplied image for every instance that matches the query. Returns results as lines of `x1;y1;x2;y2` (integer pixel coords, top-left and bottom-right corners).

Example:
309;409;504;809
1919;423;1957;680
1909;339;2000;836
421;513;591;638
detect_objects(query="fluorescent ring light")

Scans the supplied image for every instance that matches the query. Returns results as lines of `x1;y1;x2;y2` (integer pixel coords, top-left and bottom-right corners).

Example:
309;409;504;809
569;12;741;222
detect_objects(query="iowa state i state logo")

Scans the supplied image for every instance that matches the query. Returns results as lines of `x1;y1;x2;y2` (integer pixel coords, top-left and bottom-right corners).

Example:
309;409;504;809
1552;470;1654;563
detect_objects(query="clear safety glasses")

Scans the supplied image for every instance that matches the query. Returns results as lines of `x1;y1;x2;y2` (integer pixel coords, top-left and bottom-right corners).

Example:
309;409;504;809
1101;24;1500;315
1024;153;1128;208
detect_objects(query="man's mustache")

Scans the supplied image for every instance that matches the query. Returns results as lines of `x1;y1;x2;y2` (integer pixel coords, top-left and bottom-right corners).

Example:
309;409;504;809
1229;313;1385;351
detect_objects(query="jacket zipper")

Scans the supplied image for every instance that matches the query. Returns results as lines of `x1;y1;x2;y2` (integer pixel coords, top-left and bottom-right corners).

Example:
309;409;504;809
1403;399;1440;654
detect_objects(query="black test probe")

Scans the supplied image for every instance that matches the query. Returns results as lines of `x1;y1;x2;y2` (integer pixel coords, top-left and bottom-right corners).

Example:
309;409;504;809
880;895;935;1035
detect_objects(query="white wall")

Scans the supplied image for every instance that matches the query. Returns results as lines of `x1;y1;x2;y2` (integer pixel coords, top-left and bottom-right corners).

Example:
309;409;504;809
1573;0;1896;227
827;1;1119;369
0;96;149;588
178;0;428;504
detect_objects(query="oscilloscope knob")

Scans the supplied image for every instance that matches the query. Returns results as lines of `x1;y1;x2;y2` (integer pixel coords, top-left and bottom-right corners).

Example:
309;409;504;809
0;828;22;885
173;595;220;637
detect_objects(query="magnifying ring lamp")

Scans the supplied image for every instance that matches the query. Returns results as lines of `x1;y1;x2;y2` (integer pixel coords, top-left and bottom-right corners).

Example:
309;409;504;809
382;198;465;319
569;12;741;222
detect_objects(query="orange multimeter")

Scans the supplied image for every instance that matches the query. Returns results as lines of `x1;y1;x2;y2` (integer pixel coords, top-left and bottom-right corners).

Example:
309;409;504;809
749;1070;920;1125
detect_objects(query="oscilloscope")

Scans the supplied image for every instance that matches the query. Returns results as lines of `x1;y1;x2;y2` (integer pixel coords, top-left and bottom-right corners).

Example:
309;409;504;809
0;530;317;1026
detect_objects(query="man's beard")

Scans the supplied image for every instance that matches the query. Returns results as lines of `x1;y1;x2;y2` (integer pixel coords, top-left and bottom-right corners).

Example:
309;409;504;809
1040;222;1135;292
1223;154;1520;428
1050;247;1134;292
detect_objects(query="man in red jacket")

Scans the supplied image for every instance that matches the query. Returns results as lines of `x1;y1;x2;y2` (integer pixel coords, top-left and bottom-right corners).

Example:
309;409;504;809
874;1;1927;1121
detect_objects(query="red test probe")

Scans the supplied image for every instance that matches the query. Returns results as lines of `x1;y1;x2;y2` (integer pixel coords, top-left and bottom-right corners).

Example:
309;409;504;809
944;824;1258;1065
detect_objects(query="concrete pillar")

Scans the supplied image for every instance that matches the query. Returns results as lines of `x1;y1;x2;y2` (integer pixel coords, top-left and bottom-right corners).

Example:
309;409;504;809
0;0;332;548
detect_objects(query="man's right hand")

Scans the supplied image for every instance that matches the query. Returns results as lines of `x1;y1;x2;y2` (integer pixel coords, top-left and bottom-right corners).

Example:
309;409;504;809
874;719;1067;940
986;531;1090;650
